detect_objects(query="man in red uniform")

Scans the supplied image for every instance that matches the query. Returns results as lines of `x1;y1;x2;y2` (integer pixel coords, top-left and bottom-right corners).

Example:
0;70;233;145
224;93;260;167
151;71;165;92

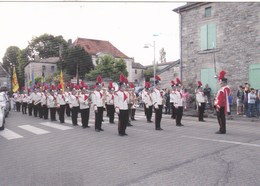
214;71;230;134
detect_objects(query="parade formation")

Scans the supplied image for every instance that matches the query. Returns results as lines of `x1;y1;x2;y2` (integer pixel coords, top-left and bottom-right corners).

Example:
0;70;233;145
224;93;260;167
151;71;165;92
11;72;231;136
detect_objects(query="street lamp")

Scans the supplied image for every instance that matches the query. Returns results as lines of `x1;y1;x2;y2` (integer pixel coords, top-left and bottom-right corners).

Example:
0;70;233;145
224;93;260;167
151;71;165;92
144;40;156;87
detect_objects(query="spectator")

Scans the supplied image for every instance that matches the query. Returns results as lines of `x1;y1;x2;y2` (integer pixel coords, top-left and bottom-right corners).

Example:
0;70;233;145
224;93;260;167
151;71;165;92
203;84;211;109
243;83;250;117
228;93;233;115
256;89;260;118
248;88;256;117
236;86;244;115
183;88;190;110
164;89;171;114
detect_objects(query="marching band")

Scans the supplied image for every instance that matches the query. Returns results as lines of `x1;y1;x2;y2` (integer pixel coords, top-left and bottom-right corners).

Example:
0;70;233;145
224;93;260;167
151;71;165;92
11;71;231;136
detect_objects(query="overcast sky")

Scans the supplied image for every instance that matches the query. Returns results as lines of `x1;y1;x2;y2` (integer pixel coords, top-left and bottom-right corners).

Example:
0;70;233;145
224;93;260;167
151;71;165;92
0;1;185;66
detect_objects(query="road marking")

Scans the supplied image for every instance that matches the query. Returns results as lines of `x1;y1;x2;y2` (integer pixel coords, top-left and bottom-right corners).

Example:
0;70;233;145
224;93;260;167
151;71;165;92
39;122;73;130
181;135;260;148
0;129;23;140
18;125;50;135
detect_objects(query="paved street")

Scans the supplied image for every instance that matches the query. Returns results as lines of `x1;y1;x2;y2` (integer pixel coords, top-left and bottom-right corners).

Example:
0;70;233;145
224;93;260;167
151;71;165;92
1;109;260;186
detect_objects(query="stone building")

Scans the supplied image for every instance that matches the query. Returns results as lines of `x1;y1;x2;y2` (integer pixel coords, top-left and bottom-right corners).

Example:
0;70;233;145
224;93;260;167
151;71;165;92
24;57;59;88
0;64;10;90
73;38;134;82
131;62;146;86
173;2;260;93
145;60;180;89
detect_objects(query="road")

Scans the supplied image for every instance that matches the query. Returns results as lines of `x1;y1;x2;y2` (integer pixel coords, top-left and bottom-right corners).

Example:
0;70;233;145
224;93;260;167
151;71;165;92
1;109;260;186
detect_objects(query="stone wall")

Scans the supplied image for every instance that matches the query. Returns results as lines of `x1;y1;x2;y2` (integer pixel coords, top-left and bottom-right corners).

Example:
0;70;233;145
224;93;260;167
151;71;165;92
180;2;260;94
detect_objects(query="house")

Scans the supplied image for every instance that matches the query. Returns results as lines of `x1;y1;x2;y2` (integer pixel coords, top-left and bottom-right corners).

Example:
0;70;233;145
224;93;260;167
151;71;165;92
145;60;180;89
173;2;260;93
0;63;10;90
73;37;134;82
132;62;146;86
24;57;59;88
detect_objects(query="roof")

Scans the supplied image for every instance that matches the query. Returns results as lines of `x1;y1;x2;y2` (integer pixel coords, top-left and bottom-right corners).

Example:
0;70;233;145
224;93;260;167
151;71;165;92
145;61;179;68
173;2;210;13
73;37;129;59
24;57;60;68
0;64;10;77
132;62;146;69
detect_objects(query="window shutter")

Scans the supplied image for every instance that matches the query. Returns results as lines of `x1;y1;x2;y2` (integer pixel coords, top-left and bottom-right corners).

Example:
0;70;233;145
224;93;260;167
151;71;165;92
200;25;207;50
207;23;216;49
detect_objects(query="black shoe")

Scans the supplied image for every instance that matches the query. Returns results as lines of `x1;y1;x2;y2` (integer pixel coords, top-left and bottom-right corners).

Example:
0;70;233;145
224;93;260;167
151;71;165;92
147;120;152;123
95;129;100;132
131;118;136;121
99;128;104;131
60;121;64;123
127;123;133;126
215;131;226;134
176;124;184;127
156;128;163;130
119;133;124;136
123;133;128;136
73;124;79;126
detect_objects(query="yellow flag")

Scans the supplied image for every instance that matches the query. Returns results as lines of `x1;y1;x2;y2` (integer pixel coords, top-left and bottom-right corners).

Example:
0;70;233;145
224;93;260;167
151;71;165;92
12;66;19;92
60;70;64;93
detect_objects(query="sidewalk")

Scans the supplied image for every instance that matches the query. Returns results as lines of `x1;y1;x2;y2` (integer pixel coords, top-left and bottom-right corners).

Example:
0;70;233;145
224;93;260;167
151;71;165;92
136;106;260;122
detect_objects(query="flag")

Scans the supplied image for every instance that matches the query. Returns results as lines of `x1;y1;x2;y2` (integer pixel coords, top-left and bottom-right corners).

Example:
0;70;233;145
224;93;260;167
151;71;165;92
31;69;35;90
60;70;64;93
12;66;19;92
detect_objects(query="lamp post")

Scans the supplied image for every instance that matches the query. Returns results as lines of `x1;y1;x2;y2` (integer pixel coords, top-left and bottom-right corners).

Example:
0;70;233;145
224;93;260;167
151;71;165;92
144;40;156;87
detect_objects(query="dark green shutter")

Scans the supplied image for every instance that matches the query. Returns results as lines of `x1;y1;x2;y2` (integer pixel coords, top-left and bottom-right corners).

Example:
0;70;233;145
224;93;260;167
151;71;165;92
201;68;217;93
207;23;216;49
249;64;260;89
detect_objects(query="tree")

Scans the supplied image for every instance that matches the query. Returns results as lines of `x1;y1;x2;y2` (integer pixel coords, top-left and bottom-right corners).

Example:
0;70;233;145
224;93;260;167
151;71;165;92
86;55;128;82
2;46;20;73
17;49;29;88
159;47;166;63
60;46;93;79
143;66;159;82
27;33;68;59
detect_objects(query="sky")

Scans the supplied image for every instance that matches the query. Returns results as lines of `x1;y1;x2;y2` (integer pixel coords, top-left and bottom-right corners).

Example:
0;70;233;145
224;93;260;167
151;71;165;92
0;1;186;66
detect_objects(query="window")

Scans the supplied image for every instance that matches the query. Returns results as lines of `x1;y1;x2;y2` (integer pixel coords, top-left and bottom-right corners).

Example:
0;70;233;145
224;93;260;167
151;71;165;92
51;66;55;73
205;7;212;17
200;23;216;50
135;69;137;74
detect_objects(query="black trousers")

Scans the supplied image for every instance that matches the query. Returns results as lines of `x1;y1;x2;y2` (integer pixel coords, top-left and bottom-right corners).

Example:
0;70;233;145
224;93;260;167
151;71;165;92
198;102;206;121
131;109;136;119
59;105;65;123
216;107;226;133
71;106;79;125
154;105;163;129
49;108;56;121
146;105;153;121
33;103;38;117
171;103;176;119
42;105;48;119
176;106;183;125
28;103;33;116
95;107;104;130
66;103;71;117
80;108;90;127
118;110;129;135
38;104;43;118
16;102;21;112
107;104;115;123
128;104;132;123
22;102;27;114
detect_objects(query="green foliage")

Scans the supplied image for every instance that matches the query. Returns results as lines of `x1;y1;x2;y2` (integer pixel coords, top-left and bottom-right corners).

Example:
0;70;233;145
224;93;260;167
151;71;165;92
60;46;93;80
28;33;68;59
2;46;20;72
17;49;29;87
86;55;128;82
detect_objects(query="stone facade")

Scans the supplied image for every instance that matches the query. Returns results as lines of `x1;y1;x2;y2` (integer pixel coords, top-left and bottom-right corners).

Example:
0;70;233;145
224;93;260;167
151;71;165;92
24;57;59;88
174;2;260;93
131;62;146;86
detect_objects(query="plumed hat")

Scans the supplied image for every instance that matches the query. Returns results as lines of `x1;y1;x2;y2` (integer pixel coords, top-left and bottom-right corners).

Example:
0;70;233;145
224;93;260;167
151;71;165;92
145;82;151;89
198;81;202;87
176;78;181;86
119;74;126;86
27;88;31;93
155;75;161;85
171;80;175;87
96;75;102;85
57;84;62;90
108;82;114;90
80;81;85;88
51;85;56;91
218;70;227;83
129;83;135;89
75;84;80;90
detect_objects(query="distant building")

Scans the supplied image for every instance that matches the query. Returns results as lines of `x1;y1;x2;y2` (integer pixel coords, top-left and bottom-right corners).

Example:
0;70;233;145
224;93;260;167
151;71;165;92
174;2;260;92
73;37;134;82
132;62;146;86
24;57;59;88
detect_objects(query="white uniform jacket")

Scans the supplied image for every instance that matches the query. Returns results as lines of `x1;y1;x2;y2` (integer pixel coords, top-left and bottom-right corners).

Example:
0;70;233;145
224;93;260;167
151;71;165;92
69;94;79;108
174;91;184;107
142;91;153;107
196;91;206;106
152;88;163;108
92;90;103;110
170;91;177;104
106;92;114;105
47;94;56;108
114;90;128;110
78;93;90;109
56;93;66;107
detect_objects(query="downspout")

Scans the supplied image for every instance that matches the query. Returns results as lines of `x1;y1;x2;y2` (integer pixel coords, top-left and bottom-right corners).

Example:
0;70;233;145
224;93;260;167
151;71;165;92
179;9;182;81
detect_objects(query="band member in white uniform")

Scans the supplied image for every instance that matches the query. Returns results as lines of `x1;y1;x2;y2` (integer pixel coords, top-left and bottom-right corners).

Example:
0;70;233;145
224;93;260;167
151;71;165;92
196;81;206;122
79;84;91;128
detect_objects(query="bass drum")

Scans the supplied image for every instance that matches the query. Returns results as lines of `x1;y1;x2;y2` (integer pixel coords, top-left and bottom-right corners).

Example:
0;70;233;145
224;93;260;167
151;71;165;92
112;82;119;91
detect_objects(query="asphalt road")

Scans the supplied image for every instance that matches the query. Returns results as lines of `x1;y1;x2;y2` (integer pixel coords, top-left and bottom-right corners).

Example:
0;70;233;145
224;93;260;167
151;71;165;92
1;109;260;186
